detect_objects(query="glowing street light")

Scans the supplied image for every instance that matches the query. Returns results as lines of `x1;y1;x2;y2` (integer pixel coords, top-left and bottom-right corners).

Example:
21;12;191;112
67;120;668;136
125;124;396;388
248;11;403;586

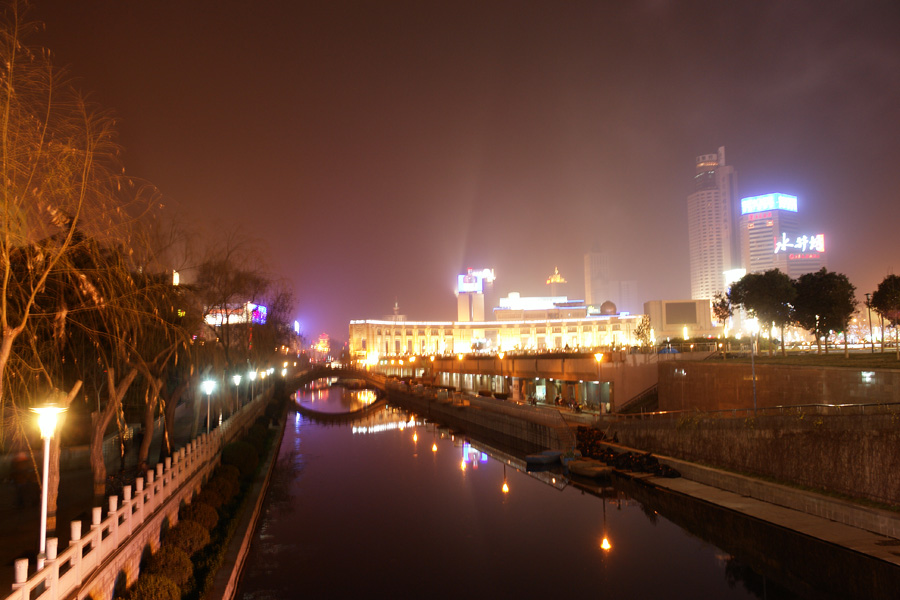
201;379;216;434
232;374;242;410
248;370;257;400
31;404;66;570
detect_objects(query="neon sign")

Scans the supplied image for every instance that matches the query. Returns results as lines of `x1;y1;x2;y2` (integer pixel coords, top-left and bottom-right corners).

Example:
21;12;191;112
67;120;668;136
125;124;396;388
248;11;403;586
741;193;798;215
457;268;495;294
775;233;825;254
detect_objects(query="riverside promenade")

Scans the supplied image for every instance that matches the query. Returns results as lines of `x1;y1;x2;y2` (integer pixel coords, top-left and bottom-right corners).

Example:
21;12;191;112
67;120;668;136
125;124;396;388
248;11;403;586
0;402;197;594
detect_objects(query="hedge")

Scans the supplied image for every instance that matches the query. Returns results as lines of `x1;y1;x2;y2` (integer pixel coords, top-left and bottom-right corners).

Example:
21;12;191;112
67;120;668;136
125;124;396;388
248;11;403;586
222;441;258;478
215;464;241;482
180;501;218;531
195;489;224;509
145;546;193;586
127;574;180;600
206;475;239;503
165;520;210;556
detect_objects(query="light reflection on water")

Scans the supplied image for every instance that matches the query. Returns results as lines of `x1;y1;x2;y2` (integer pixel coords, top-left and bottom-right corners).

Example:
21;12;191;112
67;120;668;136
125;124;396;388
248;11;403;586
237;386;782;600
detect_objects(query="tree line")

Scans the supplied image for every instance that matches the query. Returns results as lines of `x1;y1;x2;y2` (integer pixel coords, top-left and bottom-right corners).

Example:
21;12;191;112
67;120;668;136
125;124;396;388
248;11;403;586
0;1;299;535
714;268;900;358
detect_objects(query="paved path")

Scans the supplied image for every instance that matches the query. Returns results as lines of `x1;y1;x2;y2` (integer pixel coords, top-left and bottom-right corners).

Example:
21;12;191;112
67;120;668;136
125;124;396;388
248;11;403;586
646;473;900;567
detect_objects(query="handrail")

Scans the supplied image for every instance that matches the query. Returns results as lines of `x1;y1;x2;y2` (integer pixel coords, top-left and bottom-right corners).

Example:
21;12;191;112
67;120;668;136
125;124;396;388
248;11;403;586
4;390;271;600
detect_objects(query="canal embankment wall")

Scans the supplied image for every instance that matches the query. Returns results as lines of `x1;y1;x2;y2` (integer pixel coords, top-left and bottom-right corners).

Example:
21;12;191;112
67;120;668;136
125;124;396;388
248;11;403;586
605;413;900;509
658;361;900;411
385;390;576;452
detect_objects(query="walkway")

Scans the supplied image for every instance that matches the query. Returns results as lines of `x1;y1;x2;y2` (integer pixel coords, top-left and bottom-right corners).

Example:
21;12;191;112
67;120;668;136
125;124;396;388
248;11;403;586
646;474;900;567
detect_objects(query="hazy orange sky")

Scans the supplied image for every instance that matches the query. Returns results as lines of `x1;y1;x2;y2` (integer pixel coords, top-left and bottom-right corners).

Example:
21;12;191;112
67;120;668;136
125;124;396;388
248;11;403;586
32;0;900;342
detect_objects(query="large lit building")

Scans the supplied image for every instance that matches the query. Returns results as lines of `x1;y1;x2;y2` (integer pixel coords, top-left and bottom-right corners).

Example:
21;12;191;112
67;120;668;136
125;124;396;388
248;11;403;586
739;192;827;278
349;294;643;359
739;193;800;274
687;147;739;300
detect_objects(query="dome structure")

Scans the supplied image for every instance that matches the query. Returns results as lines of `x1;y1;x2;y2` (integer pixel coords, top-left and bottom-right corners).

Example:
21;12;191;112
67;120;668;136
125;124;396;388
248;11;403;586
599;300;617;315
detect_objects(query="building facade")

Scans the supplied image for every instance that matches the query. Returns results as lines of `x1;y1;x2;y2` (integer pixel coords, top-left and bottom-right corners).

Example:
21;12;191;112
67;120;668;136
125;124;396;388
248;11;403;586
687;147;739;300
349;311;644;360
739;192;827;278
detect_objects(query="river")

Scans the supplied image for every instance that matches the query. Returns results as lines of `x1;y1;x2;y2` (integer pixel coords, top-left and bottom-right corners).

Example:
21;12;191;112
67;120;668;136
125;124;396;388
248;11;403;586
235;382;893;599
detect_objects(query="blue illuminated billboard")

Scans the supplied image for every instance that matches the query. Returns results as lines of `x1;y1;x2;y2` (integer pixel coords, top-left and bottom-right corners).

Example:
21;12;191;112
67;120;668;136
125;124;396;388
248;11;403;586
457;273;483;294
741;193;798;215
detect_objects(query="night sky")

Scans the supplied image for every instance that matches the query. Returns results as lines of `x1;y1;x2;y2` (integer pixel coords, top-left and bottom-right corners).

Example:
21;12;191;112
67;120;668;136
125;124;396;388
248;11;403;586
31;0;900;343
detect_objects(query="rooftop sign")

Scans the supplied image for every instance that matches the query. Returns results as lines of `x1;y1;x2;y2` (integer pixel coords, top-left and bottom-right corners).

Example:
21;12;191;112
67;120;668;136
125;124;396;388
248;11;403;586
741;193;798;215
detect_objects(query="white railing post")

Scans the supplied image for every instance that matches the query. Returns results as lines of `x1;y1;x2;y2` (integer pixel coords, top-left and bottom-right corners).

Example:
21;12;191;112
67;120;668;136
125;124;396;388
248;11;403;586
12;558;28;596
90;506;103;567
135;478;145;523
70;520;83;585
121;486;133;536
146;470;156;513
45;538;59;598
108;496;119;546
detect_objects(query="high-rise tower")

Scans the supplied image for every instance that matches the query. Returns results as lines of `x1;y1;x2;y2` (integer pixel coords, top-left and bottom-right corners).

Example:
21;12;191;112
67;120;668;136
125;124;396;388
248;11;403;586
686;147;739;300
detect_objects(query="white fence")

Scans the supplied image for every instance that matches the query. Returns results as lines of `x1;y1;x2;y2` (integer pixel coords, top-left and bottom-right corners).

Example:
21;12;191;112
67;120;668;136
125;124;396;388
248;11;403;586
4;392;269;600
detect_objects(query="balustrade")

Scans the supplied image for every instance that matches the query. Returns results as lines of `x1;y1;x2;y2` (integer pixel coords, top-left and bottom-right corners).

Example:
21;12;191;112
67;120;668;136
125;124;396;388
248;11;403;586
4;390;269;600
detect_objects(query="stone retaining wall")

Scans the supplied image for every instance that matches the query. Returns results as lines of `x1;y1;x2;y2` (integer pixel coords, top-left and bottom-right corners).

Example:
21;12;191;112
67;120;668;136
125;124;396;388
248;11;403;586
608;413;900;507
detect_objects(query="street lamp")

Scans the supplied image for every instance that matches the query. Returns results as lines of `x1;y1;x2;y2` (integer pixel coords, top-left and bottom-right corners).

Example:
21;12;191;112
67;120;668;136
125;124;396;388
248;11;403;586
865;292;875;354
248;370;257;400
232;374;242;409
201;380;216;434
31;404;66;570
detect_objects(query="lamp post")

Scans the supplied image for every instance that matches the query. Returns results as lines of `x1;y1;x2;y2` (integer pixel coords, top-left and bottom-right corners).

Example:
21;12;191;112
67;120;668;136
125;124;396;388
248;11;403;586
232;374;242;409
248;370;257;401
865;293;875;353
201;380;216;434
31;404;66;570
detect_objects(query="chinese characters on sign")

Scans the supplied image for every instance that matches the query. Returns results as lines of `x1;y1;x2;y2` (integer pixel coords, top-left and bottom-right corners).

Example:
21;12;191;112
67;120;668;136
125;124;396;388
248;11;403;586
774;233;825;254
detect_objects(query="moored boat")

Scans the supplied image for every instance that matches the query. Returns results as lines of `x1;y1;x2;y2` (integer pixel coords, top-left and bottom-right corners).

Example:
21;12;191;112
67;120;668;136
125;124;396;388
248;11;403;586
525;449;563;466
567;459;613;479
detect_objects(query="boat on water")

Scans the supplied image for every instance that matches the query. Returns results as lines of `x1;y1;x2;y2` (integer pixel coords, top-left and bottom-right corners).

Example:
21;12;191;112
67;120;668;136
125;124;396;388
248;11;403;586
566;459;612;479
525;450;563;466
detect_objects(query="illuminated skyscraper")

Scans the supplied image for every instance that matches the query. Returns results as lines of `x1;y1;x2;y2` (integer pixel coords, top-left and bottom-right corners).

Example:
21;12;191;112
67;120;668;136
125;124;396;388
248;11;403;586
739;193;826;277
686;147;739;300
739;193;800;274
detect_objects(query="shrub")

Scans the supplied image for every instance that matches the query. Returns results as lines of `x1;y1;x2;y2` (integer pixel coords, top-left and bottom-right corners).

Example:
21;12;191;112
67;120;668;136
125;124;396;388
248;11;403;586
264;400;282;421
215;464;240;482
195;489;223;509
207;476;239;503
180;501;218;530
145;546;193;586
165;520;210;556
249;422;267;440
128;574;180;600
222;441;258;478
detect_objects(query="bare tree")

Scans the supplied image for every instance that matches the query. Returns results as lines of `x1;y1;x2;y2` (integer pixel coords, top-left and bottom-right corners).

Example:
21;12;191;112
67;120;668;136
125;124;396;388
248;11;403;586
0;1;152;450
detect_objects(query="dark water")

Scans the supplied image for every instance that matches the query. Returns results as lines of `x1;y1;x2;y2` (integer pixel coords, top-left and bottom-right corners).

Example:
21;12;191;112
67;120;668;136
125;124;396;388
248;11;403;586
236;385;892;600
